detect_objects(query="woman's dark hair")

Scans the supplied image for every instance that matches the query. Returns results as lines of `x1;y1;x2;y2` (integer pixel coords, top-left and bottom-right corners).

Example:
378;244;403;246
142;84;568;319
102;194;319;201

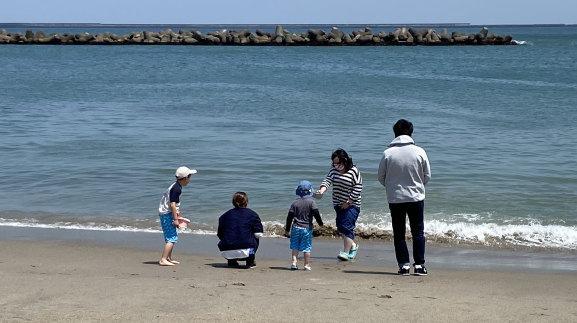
232;191;248;208
331;148;353;172
393;119;413;137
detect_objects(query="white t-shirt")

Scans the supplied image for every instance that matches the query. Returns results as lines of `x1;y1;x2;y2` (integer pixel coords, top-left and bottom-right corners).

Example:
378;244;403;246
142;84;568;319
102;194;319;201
158;181;182;214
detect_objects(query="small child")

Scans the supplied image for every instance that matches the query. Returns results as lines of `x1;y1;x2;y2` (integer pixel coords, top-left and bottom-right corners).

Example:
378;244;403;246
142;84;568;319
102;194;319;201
285;180;323;271
158;166;197;266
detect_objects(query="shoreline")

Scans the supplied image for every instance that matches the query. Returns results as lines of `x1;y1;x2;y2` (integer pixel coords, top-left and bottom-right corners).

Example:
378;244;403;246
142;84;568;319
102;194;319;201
2;216;576;254
2;226;576;273
3;207;576;251
1;234;576;321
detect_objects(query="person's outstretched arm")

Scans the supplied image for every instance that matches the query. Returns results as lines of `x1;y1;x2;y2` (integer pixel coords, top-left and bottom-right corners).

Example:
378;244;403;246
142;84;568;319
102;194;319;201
317;169;334;196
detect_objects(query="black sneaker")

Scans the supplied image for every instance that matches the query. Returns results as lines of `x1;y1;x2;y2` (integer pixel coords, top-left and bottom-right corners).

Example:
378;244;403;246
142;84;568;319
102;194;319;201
398;265;410;276
246;261;257;269
227;260;240;268
413;264;428;276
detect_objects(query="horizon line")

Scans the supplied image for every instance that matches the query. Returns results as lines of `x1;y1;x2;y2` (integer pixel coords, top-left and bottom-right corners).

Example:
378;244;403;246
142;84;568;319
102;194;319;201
1;22;576;27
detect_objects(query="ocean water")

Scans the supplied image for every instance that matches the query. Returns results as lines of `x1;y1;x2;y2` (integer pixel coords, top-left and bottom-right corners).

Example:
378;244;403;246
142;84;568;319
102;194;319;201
1;25;576;250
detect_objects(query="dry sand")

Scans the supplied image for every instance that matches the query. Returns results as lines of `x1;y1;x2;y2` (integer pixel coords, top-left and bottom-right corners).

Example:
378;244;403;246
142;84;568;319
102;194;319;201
1;240;576;322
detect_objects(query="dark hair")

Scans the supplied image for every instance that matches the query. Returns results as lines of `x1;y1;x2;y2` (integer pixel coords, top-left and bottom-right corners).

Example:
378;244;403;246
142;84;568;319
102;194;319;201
331;148;353;172
232;191;248;208
393;119;413;137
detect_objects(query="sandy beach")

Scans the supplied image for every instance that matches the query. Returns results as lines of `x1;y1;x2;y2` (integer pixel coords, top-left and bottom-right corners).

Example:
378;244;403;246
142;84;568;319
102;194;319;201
1;228;576;322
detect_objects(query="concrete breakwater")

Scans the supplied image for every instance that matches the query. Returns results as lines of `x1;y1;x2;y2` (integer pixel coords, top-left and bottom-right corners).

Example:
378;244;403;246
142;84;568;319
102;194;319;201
0;26;515;46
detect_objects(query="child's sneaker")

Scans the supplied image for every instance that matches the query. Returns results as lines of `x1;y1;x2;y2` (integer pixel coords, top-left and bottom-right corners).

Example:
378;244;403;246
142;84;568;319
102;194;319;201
303;264;312;271
337;251;350;261
413;264;428;276
290;264;299;270
348;244;359;259
398;265;410;276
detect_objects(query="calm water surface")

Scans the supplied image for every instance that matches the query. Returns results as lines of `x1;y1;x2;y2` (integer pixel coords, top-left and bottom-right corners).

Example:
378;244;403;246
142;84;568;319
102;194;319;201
1;25;576;249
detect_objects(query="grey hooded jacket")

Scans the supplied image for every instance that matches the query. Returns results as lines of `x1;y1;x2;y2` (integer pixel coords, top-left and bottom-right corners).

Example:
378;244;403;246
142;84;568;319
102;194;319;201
377;135;431;203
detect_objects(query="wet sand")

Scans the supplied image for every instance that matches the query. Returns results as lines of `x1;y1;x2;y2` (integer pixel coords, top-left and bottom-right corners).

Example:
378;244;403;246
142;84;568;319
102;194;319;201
1;227;577;321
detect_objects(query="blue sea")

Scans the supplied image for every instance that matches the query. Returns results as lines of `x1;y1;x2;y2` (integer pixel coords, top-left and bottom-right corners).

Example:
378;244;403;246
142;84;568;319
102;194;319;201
1;25;576;250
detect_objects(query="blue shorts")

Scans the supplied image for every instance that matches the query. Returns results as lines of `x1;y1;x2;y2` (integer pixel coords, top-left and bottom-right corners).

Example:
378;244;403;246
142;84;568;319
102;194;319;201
160;213;178;243
335;206;360;240
289;225;313;253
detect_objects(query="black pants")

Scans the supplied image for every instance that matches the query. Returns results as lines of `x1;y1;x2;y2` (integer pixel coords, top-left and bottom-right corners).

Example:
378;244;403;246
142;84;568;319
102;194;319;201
389;200;425;267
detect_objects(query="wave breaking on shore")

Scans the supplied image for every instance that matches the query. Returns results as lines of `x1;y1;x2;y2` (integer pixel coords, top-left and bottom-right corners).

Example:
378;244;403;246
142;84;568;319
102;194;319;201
2;216;575;251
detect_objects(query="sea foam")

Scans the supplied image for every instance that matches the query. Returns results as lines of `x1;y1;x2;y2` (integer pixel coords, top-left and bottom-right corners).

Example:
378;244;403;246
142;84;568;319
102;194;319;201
512;39;528;45
2;217;576;250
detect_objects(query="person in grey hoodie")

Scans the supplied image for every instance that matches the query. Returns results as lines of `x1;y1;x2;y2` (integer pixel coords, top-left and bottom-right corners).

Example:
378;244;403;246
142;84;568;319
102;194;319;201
378;119;431;276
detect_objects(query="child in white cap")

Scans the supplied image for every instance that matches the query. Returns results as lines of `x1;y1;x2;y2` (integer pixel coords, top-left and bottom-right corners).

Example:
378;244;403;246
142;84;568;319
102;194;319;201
158;166;197;266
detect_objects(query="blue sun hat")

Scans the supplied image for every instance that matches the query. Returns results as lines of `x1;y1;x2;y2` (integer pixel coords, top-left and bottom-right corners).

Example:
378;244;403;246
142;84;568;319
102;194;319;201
295;180;313;197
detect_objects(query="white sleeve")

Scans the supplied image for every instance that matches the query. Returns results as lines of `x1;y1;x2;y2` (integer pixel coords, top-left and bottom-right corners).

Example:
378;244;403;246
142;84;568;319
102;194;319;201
422;151;431;185
377;154;387;186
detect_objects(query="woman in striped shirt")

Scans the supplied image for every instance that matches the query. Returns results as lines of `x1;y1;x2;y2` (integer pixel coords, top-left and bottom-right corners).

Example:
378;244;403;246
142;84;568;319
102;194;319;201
316;148;363;261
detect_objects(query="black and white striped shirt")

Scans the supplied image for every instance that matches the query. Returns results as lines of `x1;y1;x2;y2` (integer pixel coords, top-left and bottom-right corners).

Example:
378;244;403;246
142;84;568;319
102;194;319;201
321;165;363;207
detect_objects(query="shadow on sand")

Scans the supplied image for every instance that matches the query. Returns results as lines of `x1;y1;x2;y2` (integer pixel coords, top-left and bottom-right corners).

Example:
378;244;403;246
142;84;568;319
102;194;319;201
343;270;398;276
268;266;293;271
206;263;255;269
142;261;160;265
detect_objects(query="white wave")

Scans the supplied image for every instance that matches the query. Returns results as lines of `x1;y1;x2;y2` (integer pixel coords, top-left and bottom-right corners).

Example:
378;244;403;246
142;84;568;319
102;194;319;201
0;219;217;235
0;218;279;237
352;219;577;249
262;220;284;228
262;220;288;237
448;213;483;223
179;227;217;235
0;220;160;233
512;39;528;45
3;218;576;249
425;220;577;249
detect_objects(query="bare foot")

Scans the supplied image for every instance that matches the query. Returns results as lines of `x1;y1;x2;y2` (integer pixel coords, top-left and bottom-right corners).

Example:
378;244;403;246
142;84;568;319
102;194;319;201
168;259;180;264
159;260;175;266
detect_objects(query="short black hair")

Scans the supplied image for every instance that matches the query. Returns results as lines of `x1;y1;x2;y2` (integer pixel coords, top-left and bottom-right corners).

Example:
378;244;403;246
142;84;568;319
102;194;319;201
393;119;413;137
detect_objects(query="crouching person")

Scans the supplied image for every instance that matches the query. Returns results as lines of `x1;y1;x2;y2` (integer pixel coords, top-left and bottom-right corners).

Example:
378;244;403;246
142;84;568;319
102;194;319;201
217;192;264;269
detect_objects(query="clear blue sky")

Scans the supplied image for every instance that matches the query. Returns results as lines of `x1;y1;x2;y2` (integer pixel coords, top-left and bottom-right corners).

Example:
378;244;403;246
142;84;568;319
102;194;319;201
1;0;576;25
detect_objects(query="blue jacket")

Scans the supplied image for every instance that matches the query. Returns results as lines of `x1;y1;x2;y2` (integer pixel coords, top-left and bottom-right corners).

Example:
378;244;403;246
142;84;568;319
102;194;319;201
217;207;264;251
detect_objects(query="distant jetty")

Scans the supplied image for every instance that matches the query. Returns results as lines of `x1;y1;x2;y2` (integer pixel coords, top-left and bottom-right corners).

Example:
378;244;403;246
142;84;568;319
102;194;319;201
0;26;515;46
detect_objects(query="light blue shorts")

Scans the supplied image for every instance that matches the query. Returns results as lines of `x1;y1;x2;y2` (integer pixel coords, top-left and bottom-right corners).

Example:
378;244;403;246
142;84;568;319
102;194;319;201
160;213;178;243
290;225;313;253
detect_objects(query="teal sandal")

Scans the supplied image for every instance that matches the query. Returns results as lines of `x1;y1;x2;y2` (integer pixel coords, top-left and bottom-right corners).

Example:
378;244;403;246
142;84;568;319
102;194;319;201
337;251;350;261
348;245;359;259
